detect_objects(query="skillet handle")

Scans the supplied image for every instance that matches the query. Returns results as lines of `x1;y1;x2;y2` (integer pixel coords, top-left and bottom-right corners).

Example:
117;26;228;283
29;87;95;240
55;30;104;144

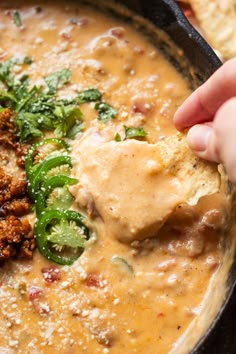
139;0;221;82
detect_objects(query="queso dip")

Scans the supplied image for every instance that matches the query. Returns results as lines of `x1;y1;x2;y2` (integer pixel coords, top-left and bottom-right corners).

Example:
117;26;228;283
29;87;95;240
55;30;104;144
0;1;232;353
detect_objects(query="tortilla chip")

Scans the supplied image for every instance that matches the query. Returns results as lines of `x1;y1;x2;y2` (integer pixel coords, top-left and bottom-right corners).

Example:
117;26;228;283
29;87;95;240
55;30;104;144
74;131;222;242
188;0;236;59
158;133;221;205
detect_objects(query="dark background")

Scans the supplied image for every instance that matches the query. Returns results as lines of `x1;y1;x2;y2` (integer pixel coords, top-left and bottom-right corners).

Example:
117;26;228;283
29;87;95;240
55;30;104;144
194;287;236;354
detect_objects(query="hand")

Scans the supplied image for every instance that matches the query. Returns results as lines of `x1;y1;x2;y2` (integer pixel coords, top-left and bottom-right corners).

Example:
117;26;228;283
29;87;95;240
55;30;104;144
173;58;236;183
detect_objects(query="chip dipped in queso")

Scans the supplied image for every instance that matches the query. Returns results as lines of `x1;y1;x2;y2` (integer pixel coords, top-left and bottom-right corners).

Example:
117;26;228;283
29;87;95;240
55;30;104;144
0;1;234;353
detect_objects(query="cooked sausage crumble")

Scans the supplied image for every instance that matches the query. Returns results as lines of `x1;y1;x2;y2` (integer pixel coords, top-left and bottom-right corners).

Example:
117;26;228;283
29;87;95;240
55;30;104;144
0;216;35;261
0;108;30;167
0;109;35;262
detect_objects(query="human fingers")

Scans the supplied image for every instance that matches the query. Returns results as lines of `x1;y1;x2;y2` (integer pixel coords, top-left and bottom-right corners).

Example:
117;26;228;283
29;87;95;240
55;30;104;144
174;58;236;130
186;97;236;184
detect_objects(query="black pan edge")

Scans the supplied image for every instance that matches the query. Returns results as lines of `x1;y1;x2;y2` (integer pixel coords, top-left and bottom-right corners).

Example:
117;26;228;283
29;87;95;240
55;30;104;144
139;0;222;79
120;0;222;78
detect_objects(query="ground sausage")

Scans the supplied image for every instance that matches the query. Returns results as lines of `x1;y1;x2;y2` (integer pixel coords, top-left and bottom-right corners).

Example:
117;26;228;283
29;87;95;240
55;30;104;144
0;108;17;147
0;168;29;206
0;216;35;261
15;143;30;168
0;108;30;167
0;109;35;262
0;197;31;217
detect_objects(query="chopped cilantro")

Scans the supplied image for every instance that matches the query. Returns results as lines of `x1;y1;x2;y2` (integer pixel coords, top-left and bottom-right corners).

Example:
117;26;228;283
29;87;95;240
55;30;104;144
115;126;148;141
124;126;148;140
77;88;102;104
15;112;43;142
13;11;22;27
24;56;33;65
54;105;83;138
0;58;117;142
0;59;15;88
95;102;118;123
0;91;17;105
45;68;71;94
66;121;85;139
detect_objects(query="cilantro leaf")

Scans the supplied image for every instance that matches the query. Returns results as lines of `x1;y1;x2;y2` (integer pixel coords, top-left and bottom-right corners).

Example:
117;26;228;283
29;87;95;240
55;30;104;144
0;58;117;142
24;56;33;65
77;88;102;104
0;59;15;88
54;104;83;138
66;121;85;139
45;69;71;94
95;102;118;123
13;11;22;27
0;91;17;107
15;112;43;142
124;126;148;140
0;57;32;91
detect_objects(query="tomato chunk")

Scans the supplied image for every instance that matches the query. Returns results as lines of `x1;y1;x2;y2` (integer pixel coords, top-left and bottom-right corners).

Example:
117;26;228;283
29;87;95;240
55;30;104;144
41;266;61;283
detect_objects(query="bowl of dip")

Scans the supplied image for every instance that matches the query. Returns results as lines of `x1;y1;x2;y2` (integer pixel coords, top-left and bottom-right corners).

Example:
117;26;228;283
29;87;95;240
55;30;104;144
0;1;235;354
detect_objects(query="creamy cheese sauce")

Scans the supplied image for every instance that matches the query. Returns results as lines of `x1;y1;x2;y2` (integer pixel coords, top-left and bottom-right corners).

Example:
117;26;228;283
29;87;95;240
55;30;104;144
0;1;233;353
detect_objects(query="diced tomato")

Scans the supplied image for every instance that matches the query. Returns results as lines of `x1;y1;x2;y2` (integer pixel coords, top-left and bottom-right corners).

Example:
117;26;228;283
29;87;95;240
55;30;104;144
85;273;102;288
110;27;125;38
61;32;72;41
28;285;51;314
28;285;43;301
157;312;165;318
133;46;145;55
41;266;61;284
132;101;152;115
38;303;51;315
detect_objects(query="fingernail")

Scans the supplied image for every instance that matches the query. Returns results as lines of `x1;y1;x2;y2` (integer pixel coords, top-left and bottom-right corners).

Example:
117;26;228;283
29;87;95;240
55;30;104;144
187;124;212;152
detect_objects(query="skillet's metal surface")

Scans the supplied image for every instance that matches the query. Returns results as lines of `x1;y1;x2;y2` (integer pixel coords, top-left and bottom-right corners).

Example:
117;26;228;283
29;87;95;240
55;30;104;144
116;1;236;353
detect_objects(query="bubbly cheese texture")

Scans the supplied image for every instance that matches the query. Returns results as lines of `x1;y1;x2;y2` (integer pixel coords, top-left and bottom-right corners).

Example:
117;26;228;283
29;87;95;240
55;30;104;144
71;131;220;242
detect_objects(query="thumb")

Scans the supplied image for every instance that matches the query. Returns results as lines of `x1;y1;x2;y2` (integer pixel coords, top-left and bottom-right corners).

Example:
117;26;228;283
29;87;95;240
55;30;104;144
186;97;236;184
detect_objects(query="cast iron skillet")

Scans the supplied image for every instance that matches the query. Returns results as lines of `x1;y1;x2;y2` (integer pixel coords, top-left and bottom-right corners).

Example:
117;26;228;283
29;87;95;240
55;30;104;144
111;0;236;353
118;0;222;80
